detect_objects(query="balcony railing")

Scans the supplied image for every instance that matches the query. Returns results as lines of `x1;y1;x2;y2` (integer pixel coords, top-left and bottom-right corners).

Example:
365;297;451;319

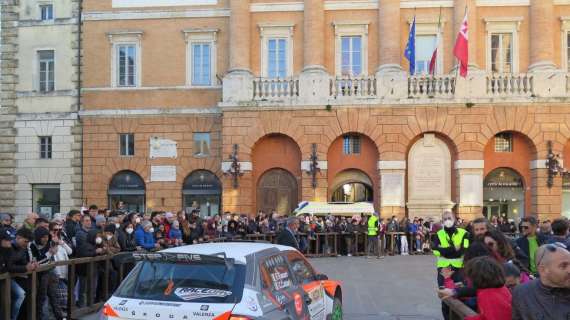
408;74;456;99
330;75;377;98
486;73;534;97
252;77;299;101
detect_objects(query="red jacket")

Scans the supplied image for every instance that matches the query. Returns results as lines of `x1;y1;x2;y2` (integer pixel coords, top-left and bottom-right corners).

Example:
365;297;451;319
466;287;512;320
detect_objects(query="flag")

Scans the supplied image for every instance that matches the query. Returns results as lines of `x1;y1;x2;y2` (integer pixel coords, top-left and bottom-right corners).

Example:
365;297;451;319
404;16;416;75
429;9;442;75
454;9;469;77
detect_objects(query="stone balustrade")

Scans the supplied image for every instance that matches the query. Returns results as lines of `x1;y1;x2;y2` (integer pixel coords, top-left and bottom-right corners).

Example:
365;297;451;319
408;74;456;99
221;68;570;106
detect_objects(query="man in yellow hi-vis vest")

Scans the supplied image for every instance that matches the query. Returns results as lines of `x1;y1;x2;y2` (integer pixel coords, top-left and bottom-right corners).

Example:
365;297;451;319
432;211;470;320
366;212;382;259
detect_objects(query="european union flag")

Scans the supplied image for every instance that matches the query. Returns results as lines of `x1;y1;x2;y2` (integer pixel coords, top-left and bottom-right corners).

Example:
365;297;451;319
404;16;416;75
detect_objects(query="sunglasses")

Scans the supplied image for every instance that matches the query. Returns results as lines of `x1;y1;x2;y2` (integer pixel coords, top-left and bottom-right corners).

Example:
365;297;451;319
521;226;530;230
536;242;568;267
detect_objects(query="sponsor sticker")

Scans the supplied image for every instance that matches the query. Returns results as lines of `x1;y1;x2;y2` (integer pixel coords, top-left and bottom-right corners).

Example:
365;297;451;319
138;301;182;307
174;288;232;301
245;296;258;312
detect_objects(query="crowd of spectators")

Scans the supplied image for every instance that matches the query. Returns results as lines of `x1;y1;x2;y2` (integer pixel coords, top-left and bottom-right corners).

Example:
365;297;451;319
1;205;569;320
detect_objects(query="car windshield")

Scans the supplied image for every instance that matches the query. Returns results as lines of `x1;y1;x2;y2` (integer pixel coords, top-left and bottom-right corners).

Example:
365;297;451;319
115;261;246;303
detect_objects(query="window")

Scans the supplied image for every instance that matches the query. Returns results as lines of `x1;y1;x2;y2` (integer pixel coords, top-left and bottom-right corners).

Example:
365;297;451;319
288;253;316;285
260;254;293;291
39;136;52;159
415;35;437;75
184;29;218;87
490;33;513;73
343;135;361;155
40;4;53;21
120;133;134;156
32;184;60;219
267;39;287;78
193;132;210;156
117;44;137;87
191;43;212;86
341;36;362;76
567;32;570;71
38;50;55;92
494;133;513;152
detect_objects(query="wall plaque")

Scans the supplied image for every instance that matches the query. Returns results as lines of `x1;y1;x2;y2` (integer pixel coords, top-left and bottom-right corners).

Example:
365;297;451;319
381;173;404;207
149;137;177;159
150;166;176;182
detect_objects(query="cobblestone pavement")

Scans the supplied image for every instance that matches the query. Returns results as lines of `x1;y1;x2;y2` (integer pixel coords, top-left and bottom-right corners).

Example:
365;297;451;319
82;255;441;320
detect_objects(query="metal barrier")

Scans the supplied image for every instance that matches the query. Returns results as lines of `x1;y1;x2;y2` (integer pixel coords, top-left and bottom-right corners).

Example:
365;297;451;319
443;298;478;320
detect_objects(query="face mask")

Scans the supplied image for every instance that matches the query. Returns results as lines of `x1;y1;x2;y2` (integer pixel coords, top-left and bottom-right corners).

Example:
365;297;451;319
126;228;134;234
106;235;113;241
444;220;455;228
135;218;141;224
115;223;120;229
95;237;103;245
148;228;155;233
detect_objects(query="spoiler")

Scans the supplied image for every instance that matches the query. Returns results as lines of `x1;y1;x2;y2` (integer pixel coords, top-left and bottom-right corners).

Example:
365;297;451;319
132;252;233;266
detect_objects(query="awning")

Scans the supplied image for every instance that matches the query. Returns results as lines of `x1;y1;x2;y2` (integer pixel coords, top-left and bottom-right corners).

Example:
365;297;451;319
294;202;375;217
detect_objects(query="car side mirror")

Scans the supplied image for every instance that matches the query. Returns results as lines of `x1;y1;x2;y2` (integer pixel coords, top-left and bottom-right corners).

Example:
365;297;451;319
314;273;328;281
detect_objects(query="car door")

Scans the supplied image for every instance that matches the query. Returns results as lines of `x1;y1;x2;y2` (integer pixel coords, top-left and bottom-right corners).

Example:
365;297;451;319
287;252;326;320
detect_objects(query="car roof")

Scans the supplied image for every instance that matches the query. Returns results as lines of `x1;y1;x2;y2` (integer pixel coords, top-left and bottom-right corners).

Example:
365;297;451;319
160;242;295;264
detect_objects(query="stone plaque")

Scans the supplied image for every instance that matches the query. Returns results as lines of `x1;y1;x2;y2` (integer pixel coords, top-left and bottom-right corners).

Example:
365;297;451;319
149;137;177;159
381;173;404;207
460;173;483;206
150;166;176;182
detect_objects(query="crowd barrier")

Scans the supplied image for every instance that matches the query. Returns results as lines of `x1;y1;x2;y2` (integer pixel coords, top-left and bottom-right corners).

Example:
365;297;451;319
443;298;478;319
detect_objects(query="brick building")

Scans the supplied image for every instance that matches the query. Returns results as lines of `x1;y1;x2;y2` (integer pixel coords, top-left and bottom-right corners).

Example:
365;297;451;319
77;0;570;222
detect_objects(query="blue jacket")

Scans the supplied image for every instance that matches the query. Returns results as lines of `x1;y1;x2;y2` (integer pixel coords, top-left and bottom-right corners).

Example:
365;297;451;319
169;228;182;240
135;225;156;250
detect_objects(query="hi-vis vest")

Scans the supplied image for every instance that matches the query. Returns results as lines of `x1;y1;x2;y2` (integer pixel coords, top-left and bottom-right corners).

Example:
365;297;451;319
368;216;379;236
433;228;469;268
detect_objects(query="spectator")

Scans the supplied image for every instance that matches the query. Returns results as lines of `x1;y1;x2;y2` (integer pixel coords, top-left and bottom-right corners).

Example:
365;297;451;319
503;262;521;292
75;214;93;249
64;209;82;244
77;229;106;307
0;213;16;240
462;256;512;320
168;220;183;246
0;228;12;318
539;220;552;237
512;243;570;320
94;215;107;231
8;228;38;320
88;205;99;227
470;217;492;241
35;217;49;231
276;217;300;250
103;225;121;254
22;212;39;231
515;216;548;275
548;218;569;247
117;222;138;252
135;221;159;251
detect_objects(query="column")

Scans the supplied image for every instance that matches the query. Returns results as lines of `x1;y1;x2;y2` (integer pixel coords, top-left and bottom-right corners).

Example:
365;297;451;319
223;0;253;103
379;161;406;220
455;160;484;222
531;160;562;222
303;0;325;70
453;0;478;69
377;0;401;72
299;0;328;103
529;0;555;71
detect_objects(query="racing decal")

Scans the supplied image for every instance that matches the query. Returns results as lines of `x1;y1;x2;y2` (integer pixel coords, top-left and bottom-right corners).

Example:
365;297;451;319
173;287;232;301
245;296;258;312
138;301;182;307
270;270;292;290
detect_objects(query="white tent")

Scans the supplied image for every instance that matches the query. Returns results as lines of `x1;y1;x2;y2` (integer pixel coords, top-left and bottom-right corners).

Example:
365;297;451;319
294;202;375;217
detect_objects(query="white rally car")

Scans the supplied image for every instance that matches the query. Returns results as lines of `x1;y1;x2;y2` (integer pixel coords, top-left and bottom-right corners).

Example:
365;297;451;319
102;242;343;320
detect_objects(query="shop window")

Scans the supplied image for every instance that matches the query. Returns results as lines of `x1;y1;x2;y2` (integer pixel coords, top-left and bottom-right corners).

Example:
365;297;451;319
494;133;513;153
33;184;60;218
563;177;570;219
182;170;221;217
108;171;145;213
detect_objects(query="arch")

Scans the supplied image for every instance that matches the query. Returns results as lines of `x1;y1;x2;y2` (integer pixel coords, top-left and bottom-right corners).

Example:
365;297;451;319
108;170;145;212
182;170;222;217
256;168;298;215
252;133;302;214
563;140;570;218
483;168;525;220
484;131;535;216
327;133;380;208
406;133;455;220
330;169;374;203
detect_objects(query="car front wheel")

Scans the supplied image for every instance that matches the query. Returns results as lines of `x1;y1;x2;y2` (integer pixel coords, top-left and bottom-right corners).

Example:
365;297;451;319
330;296;343;320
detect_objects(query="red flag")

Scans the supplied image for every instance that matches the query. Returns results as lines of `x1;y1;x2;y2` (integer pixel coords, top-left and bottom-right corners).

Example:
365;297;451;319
454;10;469;77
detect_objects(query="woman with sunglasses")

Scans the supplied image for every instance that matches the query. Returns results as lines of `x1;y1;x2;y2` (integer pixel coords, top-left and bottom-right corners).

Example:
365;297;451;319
483;230;531;284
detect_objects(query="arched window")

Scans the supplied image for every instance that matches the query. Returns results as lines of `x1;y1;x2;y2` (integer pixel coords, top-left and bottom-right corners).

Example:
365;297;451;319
182;170;221;217
108;170;145;213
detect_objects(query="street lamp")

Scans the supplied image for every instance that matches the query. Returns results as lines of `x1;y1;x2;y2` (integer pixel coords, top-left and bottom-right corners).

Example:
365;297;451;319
224;144;244;189
545;140;569;188
304;143;321;189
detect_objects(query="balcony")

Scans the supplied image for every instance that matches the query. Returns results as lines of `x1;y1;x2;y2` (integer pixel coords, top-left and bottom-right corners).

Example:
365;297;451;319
221;68;569;107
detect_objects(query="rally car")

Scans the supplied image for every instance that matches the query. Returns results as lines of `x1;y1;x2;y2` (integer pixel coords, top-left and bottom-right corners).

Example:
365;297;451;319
102;242;343;320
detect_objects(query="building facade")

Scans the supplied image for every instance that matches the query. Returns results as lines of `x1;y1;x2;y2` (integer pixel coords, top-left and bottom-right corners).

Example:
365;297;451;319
78;0;570;222
1;0;83;221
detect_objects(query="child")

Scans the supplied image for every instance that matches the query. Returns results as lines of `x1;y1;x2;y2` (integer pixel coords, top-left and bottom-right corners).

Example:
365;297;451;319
503;262;521;292
169;220;183;246
464;256;512;320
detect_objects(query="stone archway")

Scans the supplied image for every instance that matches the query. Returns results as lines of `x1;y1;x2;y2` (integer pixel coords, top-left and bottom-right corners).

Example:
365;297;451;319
256;168;298;215
407;133;454;220
330;169;374;203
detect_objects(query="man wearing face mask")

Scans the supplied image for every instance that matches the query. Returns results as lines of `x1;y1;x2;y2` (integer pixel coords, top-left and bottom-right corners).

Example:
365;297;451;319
432;211;470;320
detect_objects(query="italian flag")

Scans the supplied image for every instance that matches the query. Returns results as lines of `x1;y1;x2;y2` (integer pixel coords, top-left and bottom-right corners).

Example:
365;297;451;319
428;14;442;76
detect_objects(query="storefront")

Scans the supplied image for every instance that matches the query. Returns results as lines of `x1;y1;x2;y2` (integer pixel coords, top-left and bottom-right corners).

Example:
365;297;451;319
483;168;525;220
182;170;221;217
108;171;146;213
563;176;570;218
